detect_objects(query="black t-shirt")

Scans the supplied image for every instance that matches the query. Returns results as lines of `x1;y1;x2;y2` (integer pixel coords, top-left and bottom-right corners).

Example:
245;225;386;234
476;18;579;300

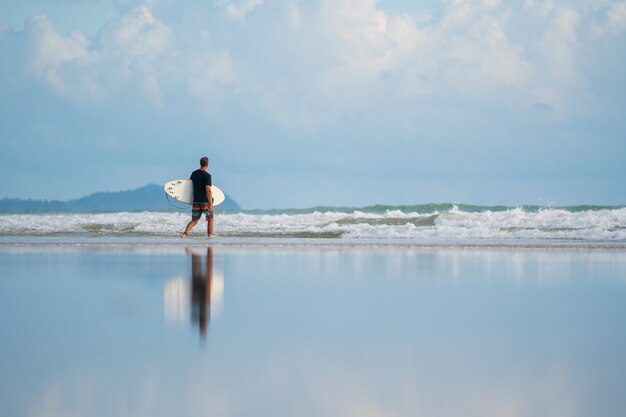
190;169;212;203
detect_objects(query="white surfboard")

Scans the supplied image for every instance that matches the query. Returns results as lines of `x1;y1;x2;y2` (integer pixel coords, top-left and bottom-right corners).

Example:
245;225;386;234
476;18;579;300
163;179;226;206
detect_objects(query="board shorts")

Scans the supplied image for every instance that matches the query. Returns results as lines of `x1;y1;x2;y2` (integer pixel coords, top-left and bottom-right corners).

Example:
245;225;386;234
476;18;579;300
191;203;213;220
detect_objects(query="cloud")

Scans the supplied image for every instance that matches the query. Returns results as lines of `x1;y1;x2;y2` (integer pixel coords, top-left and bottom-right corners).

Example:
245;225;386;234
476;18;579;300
286;0;302;28
2;0;626;124
440;0;503;30
606;1;626;33
220;0;624;125
97;6;172;59
593;1;626;37
225;0;263;21
2;4;233;107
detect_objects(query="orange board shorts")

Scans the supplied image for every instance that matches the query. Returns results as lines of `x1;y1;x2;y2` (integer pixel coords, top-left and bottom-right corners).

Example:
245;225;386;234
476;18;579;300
191;203;213;220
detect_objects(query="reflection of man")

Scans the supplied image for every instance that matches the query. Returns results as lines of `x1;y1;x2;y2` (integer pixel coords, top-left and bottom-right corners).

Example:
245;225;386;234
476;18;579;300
188;247;213;336
181;156;214;238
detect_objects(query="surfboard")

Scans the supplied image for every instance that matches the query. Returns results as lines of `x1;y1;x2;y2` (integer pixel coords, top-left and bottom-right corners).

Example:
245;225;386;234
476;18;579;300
163;179;226;206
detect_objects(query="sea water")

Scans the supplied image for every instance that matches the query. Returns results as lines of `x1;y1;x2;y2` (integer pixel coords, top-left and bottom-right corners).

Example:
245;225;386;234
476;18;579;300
1;204;625;416
0;204;625;245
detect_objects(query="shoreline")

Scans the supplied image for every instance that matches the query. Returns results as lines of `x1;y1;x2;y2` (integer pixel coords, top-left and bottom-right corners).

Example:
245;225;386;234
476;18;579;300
1;239;626;251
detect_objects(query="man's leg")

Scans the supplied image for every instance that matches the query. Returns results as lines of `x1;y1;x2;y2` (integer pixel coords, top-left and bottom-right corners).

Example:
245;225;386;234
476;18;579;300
182;219;199;238
207;215;214;237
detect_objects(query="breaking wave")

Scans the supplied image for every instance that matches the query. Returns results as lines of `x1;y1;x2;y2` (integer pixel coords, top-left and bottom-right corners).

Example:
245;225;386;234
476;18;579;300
0;204;625;243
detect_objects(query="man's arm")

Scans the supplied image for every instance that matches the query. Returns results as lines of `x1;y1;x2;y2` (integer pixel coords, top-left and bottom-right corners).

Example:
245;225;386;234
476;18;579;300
206;185;214;212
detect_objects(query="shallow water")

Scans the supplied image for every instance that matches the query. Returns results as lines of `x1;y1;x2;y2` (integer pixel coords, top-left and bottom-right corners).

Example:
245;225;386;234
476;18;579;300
1;245;626;417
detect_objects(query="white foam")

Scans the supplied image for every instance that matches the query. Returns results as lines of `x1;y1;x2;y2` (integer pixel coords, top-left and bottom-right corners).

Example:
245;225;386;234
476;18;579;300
1;207;625;242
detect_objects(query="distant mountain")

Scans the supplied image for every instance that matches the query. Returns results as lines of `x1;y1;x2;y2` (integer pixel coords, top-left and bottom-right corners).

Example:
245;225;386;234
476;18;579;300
0;184;241;213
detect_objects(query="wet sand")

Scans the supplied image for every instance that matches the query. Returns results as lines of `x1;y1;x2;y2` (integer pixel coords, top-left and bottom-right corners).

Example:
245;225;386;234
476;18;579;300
1;244;625;417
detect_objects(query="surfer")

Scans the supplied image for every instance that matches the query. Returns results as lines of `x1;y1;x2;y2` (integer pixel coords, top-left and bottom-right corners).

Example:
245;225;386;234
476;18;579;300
181;156;214;238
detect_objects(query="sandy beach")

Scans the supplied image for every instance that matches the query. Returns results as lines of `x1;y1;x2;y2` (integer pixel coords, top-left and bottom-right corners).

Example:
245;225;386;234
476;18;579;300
1;243;625;417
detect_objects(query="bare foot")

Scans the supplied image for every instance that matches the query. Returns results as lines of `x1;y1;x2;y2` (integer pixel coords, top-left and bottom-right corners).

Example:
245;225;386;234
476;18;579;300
181;232;188;238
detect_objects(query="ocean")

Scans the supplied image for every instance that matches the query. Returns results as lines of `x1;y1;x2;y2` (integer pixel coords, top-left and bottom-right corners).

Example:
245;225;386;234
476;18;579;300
2;203;626;416
1;204;625;246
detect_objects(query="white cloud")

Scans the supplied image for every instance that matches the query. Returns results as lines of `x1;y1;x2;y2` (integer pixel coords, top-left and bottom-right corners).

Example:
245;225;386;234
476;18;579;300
24;16;92;77
19;16;99;98
7;4;233;107
231;0;625;124
225;0;263;21
593;1;626;36
440;0;502;30
97;6;172;59
523;0;557;17
287;0;302;28
318;0;411;108
536;6;580;84
437;4;532;96
606;1;626;32
2;0;625;123
314;0;532;112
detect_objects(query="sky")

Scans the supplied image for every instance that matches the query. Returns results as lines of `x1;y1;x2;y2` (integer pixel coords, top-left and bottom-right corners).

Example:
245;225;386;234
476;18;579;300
0;0;625;209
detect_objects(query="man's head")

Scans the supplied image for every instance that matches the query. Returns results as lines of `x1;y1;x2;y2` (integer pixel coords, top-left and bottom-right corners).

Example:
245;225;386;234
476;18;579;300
200;156;209;168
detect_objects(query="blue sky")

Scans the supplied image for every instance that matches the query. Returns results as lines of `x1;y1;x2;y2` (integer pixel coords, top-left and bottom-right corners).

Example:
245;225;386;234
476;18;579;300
1;0;625;208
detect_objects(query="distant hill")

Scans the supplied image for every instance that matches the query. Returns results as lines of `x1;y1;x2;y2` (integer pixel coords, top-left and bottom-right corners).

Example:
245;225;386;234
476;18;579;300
0;184;241;213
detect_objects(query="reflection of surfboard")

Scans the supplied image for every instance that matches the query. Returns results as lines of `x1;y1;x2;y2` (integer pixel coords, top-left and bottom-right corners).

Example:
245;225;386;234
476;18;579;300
163;179;226;206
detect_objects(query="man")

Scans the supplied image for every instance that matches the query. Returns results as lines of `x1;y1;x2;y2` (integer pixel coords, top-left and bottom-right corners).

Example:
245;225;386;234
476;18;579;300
181;156;214;238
